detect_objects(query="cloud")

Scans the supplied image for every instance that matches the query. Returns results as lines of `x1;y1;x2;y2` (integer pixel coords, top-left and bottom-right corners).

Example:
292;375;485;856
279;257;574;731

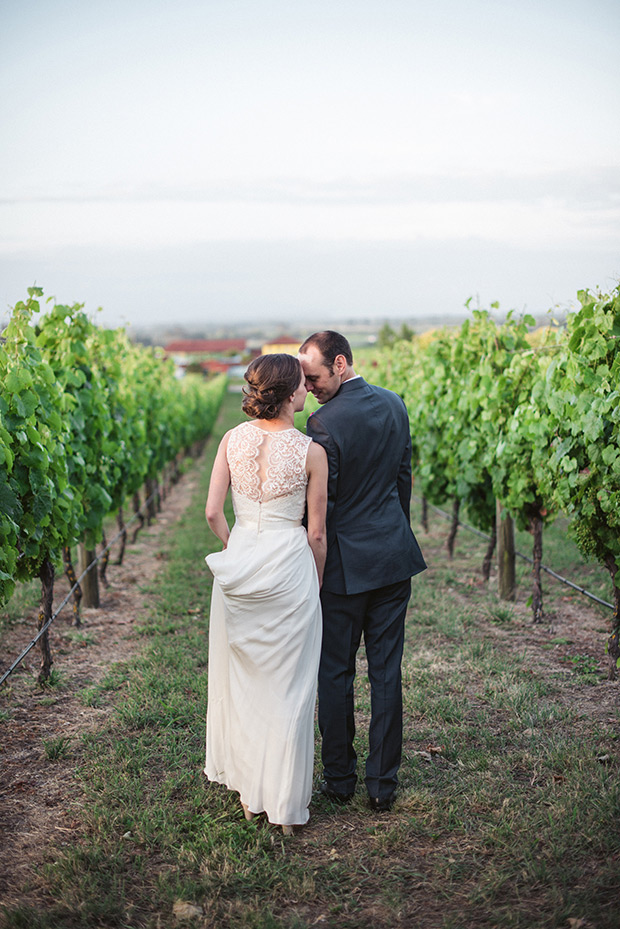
1;165;619;210
1;176;618;258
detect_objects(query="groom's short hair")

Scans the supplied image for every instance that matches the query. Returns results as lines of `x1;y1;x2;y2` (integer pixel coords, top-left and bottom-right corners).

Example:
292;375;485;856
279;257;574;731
300;331;353;369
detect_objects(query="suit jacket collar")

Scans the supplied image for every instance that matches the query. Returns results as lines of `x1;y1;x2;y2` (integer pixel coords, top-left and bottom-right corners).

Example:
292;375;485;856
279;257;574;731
334;376;367;398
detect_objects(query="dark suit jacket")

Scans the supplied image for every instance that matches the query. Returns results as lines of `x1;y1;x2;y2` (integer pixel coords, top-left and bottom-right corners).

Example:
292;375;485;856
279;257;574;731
306;377;426;595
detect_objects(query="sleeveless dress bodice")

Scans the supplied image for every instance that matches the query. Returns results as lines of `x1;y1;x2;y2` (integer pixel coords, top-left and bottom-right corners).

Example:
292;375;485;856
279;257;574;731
227;422;312;530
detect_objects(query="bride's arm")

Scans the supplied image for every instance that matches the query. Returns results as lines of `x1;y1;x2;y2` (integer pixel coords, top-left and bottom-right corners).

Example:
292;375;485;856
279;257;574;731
306;442;328;586
205;432;232;548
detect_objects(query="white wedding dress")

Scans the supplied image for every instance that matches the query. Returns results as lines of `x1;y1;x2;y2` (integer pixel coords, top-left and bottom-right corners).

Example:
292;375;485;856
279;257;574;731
204;421;322;826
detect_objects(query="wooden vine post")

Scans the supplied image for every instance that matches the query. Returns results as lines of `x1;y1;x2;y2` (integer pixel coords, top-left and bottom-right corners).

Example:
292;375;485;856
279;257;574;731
145;477;158;523
604;555;619;681
98;530;110;588
62;546;83;627
446;499;460;559
37;558;55;683
481;513;497;583
78;543;100;609
131;491;145;542
497;500;515;601
114;506;128;565
530;514;544;623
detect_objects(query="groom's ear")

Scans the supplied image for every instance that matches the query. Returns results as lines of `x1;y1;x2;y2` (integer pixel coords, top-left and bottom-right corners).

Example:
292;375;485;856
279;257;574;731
333;354;347;375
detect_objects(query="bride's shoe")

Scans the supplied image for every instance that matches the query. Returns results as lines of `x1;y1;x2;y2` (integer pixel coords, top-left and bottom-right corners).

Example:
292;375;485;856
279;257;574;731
280;809;308;835
241;802;255;821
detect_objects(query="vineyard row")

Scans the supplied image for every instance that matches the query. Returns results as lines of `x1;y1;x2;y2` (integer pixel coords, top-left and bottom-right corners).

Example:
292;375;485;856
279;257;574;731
371;284;620;677
0;287;227;681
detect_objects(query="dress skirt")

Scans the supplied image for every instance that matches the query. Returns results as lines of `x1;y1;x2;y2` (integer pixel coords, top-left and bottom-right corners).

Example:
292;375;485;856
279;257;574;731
204;518;322;826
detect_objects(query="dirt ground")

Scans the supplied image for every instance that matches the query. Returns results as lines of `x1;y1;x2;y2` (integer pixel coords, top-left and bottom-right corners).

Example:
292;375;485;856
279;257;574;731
1;475;618;913
445;570;620;726
0;463;202;910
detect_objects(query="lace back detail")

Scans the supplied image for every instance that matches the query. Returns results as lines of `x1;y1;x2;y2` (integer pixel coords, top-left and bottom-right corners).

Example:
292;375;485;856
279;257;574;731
227;422;311;503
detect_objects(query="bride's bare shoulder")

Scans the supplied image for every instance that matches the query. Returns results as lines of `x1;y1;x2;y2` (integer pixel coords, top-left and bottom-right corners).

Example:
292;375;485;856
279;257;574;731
306;439;327;468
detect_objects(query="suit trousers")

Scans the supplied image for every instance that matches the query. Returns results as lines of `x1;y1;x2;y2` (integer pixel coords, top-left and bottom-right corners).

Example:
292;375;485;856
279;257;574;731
318;578;411;800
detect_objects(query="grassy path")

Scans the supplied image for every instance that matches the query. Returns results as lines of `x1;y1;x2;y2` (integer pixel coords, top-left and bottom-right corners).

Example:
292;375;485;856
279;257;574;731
2;390;619;929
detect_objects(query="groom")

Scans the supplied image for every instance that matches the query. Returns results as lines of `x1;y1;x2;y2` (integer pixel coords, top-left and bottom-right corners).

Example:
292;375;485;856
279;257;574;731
299;331;426;811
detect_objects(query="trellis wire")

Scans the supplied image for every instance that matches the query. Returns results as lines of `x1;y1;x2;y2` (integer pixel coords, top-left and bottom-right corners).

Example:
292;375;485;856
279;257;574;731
0;486;161;688
420;498;614;611
3;490;613;688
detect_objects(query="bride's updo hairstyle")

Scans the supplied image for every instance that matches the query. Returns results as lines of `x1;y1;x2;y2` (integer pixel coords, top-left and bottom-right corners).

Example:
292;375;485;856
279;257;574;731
242;353;303;420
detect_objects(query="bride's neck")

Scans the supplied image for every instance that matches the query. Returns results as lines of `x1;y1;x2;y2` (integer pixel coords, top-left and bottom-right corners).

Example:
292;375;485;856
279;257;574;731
253;411;295;431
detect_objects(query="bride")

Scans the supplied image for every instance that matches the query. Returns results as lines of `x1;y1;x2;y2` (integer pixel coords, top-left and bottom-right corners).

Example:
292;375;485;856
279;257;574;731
204;353;328;834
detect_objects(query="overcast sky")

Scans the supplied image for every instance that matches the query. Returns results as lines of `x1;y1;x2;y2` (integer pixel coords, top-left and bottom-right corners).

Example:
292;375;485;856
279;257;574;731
1;0;619;331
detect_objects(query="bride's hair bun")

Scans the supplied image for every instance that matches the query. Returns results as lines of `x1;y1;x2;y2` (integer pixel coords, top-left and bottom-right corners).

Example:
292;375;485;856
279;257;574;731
242;353;302;420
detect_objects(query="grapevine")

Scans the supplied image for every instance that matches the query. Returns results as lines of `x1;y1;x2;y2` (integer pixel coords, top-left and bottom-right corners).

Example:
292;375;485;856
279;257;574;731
372;283;620;668
0;288;227;680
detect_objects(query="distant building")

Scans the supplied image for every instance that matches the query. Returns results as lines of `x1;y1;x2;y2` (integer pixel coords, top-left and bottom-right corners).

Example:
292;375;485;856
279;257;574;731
227;365;249;379
202;360;231;375
163;338;248;377
261;335;301;355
